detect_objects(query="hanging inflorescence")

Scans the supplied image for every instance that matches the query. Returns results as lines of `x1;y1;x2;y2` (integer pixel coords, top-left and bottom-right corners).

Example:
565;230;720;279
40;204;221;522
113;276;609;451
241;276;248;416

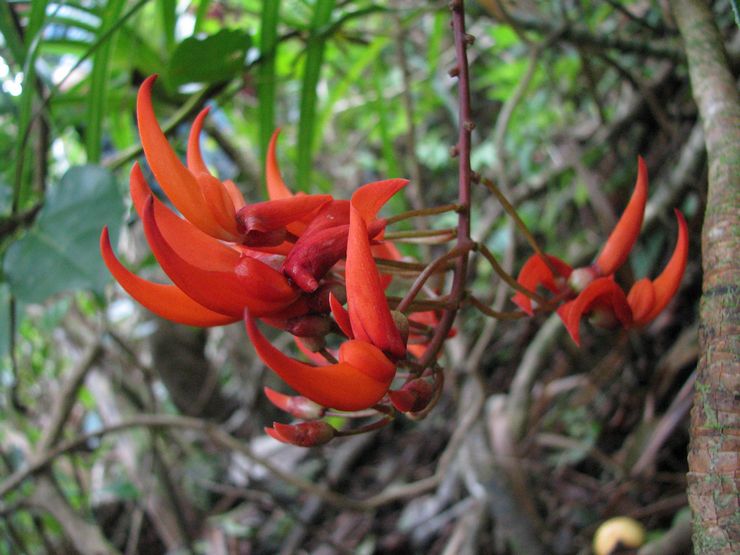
100;2;687;446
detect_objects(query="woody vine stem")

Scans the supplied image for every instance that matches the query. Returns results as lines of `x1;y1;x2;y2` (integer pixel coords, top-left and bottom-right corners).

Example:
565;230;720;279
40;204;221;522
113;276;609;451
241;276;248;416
417;0;473;369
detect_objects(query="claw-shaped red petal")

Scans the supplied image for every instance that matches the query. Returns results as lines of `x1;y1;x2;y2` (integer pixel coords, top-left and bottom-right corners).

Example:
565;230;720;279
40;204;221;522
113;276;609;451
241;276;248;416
595;156;648;275
196;172;241;239
266;128;294;200
557;278;633;346
625;278;655;324
138;75;232;239
100;227;238;327
329;292;353;339
141;196;299;317
628;210;688;326
187;107;211;176
512;254;572;315
351;178;408;223
246;314;396;411
346;203;406;358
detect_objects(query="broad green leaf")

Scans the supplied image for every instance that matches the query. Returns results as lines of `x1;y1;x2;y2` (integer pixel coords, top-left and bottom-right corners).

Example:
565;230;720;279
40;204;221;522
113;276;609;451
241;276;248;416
167;29;251;87
3;166;124;303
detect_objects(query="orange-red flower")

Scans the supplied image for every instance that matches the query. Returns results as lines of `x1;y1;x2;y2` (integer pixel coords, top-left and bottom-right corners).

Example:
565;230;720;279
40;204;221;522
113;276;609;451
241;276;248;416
100;75;344;326
137;75;330;245
512;158;688;345
101;165;307;324
245;182;407;411
282;179;408;293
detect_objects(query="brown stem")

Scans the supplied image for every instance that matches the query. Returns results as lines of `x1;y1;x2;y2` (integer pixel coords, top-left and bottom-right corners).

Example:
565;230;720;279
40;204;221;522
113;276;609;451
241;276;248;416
467;295;527;320
396;242;473;313
476;242;547;304
335;417;393;437
476;174;560;277
417;0;473;369
385;203;461;226
383;228;457;241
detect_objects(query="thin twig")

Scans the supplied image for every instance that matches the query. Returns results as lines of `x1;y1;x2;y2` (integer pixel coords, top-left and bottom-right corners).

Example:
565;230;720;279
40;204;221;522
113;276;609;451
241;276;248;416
396;242;473;313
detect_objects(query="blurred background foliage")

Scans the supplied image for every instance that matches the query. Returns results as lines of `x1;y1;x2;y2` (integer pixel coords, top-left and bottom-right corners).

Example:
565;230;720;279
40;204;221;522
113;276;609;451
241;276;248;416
0;0;730;553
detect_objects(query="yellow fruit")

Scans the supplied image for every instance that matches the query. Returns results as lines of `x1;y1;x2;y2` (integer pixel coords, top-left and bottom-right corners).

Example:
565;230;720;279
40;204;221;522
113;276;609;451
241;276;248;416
593;516;646;555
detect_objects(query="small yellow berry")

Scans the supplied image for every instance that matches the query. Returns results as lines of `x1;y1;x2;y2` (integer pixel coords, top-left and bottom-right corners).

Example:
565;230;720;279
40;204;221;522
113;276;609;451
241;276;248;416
593;516;646;555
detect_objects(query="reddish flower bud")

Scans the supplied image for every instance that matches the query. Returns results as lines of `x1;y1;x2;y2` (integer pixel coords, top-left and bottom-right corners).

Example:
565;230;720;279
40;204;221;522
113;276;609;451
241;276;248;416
296;336;327;353
284;314;334;338
389;379;434;413
235;195;331;247
265;421;336;447
391;311;410;346
306;282;347;314
263;387;325;420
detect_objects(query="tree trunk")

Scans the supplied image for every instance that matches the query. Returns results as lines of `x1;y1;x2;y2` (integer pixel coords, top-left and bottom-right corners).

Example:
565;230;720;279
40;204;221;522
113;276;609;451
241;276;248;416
672;1;740;553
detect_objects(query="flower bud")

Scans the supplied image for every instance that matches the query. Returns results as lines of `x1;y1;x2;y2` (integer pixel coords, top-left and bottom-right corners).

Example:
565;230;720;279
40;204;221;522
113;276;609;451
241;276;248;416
297;336;326;352
568;266;599;293
593;516;646;555
284;314;333;338
389;378;434;413
265;421;336;447
391;310;410;346
306;282;347;314
264;387;325;420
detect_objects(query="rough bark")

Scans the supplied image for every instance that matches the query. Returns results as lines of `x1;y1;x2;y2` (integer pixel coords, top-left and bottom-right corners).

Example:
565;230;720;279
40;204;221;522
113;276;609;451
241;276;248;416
672;1;740;553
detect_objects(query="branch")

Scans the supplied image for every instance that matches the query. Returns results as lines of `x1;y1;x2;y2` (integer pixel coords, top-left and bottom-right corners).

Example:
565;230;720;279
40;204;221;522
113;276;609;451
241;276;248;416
418;0;473;369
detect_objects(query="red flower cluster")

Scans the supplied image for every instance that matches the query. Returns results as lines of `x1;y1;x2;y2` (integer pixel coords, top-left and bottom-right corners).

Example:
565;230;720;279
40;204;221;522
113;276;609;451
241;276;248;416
101;76;436;443
512;158;688;345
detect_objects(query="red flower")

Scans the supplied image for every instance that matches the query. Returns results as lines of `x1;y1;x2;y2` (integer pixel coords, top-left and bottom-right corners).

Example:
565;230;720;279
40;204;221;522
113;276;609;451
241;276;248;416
245;182;407;411
512;158;688;345
101;165;306;324
137;75;330;245
282;179;408;292
101;76;347;325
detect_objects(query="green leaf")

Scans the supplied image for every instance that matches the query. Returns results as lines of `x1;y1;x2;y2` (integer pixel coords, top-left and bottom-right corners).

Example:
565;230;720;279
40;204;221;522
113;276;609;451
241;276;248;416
167;29;251;87
258;0;281;188
160;0;177;52
296;0;335;191
194;0;212;34
0;2;27;68
3;166;124;303
86;0;127;163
